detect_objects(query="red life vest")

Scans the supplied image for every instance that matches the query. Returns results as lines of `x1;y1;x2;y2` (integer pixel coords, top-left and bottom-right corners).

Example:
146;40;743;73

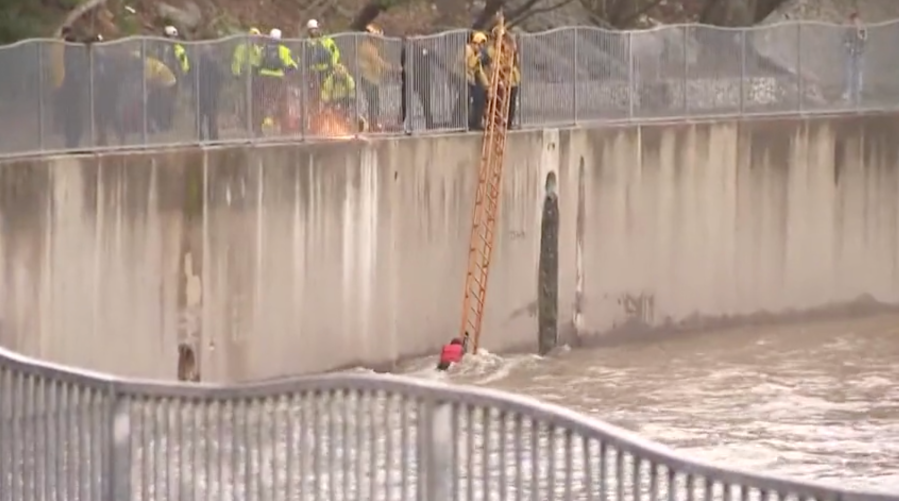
439;343;464;364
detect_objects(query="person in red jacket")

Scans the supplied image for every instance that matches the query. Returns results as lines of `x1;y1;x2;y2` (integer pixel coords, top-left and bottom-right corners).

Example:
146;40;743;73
436;336;467;371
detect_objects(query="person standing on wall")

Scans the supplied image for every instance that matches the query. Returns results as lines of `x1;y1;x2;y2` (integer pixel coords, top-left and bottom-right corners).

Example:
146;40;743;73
195;42;223;141
305;18;341;109
255;28;298;131
56;26;92;149
400;37;436;132
231;27;263;129
465;31;488;131
306;19;341;69
484;24;521;128
146;25;190;133
842;11;866;104
320;63;357;122
359;24;395;131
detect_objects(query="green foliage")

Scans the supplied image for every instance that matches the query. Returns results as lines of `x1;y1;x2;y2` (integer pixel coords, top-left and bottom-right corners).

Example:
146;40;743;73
208;11;243;36
0;0;87;43
0;3;52;44
118;10;142;35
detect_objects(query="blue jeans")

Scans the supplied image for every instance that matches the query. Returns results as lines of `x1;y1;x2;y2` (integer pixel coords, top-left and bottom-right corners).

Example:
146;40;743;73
844;55;864;101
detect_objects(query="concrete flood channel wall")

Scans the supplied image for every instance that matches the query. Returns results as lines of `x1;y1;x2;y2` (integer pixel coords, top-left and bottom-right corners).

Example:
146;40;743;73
1;114;899;382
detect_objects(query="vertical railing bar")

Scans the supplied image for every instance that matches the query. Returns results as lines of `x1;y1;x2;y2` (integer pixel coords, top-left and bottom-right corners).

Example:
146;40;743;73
141;38;149;146
88;41;96;148
247;34;255;142
628;30;635;120
740;29;746;114
196;40;202;142
796;21;803;113
105;385;129;501
37;41;45;152
683;25;689;115
572;27;578;126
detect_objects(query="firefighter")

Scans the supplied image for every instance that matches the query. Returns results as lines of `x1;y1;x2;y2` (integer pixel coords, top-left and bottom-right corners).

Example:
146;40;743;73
254;28;298;131
306;19;340;70
401;38;436;131
148;25;190;132
321;63;356;117
231;27;263;129
55;27;91;148
466;31;488;131
161;25;190;76
196;43;223;141
485;24;521;128
231;27;262;77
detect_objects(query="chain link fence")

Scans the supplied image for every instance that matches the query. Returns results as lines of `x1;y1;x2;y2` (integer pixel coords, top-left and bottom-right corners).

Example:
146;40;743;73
1;346;896;501
1;20;899;157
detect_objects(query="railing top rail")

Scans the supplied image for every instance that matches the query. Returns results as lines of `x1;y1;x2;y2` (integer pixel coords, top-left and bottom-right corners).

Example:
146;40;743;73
2;17;897;49
0;343;893;500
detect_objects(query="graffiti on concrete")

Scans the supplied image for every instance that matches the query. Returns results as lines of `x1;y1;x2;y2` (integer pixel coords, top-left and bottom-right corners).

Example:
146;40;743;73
619;292;655;325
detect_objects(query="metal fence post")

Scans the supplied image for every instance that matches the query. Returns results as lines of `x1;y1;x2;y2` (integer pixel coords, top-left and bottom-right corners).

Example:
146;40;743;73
628;31;635;120
37;41;45;151
299;36;307;140
421;400;453;501
682;26;689;114
740;28;746;114
796;22;803;113
572;27;578;125
405;37;414;134
193;40;200;142
105;389;131;501
89;42;96;148
141;38;149;146
246;35;254;141
353;32;360;135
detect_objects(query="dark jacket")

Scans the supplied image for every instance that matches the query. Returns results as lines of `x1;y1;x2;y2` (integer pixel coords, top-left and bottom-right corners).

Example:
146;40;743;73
196;50;223;105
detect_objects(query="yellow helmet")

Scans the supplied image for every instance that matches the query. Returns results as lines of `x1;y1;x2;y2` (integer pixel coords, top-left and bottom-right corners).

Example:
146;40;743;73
248;27;261;35
471;31;487;44
365;24;382;35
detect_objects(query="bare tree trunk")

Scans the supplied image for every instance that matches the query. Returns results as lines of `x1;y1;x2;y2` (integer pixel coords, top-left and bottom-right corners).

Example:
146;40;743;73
54;0;109;36
472;0;505;29
434;0;470;26
751;0;790;22
699;0;753;26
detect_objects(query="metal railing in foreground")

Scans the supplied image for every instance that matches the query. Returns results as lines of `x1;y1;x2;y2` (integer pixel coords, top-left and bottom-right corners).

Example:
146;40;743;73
0;345;895;501
1;19;899;159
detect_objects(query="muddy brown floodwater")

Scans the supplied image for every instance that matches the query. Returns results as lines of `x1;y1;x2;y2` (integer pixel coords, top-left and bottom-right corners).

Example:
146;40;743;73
399;313;899;491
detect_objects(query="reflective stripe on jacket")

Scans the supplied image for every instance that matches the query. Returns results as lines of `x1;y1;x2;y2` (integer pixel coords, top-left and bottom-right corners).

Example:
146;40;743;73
172;44;190;74
321;72;356;102
231;41;262;76
259;44;298;77
309;36;340;72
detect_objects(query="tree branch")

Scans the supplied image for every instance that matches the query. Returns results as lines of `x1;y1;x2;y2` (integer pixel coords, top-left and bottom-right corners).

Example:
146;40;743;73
349;0;414;31
612;0;667;28
698;0;726;24
55;0;109;36
508;0;578;28
472;0;505;30
752;0;789;22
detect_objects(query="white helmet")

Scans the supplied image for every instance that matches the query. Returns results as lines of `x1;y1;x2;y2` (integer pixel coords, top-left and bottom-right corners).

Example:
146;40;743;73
164;25;178;37
269;28;282;39
306;19;319;29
